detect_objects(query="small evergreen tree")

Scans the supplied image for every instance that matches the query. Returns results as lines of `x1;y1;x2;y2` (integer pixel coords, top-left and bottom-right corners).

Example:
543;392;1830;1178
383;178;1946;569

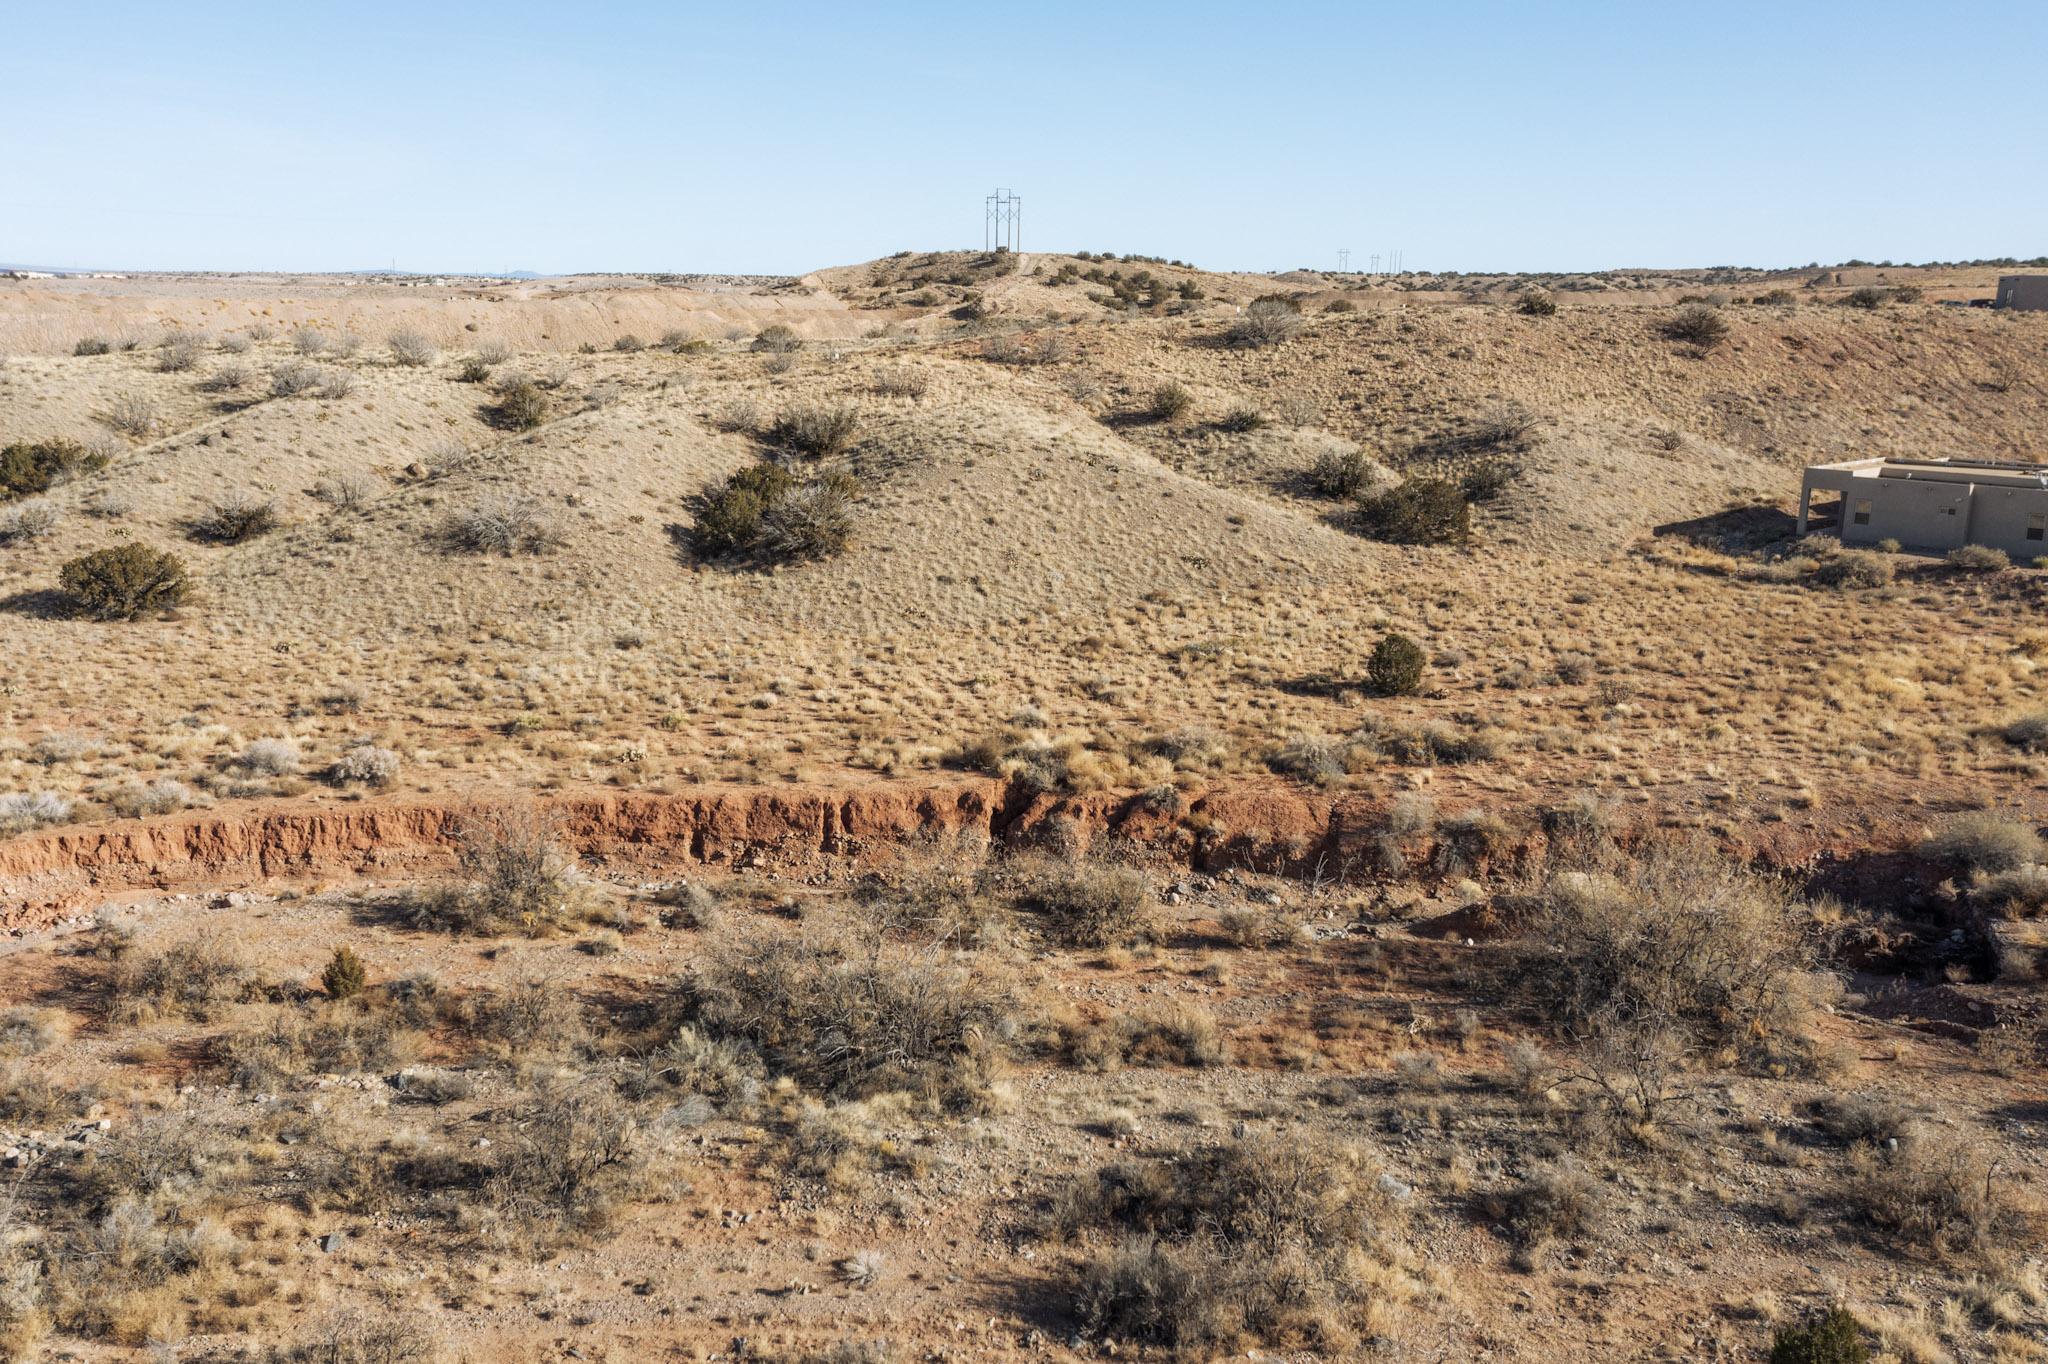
1367;633;1426;696
322;945;367;1001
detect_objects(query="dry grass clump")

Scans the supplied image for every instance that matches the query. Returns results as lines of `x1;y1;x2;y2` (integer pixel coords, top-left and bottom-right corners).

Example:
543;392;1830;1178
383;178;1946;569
682;926;1009;1109
312;470;379;511
1485;1160;1607;1266
217;1002;415;1090
103;393;161;438
325;742;399;787
870;368;929;399
404;808;592;936
439;492;563;555
1060;1133;1406;1351
1947;544;2009;572
1512;840;1822;1117
0;497;58;545
231;737;300;776
199;363;250;393
1918;813;2042;876
269;360;322;397
104;777;202;818
0;792;73;835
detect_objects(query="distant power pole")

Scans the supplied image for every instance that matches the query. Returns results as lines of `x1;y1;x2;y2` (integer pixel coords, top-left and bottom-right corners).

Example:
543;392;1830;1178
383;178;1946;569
1370;253;1380;276
985;189;1022;252
1337;248;1350;273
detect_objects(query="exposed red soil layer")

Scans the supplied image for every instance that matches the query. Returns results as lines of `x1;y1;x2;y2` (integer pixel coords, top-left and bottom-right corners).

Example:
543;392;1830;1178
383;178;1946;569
0;773;1961;935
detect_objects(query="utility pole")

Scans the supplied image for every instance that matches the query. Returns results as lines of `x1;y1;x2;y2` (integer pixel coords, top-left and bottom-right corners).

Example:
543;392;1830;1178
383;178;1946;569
1337;248;1350;273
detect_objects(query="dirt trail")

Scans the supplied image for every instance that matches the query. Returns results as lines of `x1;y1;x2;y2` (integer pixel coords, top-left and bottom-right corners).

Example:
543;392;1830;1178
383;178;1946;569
0;774;1930;934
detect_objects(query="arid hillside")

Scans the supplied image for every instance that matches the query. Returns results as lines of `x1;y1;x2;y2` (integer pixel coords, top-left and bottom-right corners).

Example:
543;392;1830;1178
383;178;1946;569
1;255;2046;1364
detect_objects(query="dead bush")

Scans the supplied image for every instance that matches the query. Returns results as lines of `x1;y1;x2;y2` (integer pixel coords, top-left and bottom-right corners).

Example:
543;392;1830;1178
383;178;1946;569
109;939;255;1025
483;1081;645;1235
1841;1131;2013;1258
439;493;563;555
1512;839;1820;1112
683;928;1009;1108
1019;859;1158;947
189;489;280;543
1061;1134;1402;1351
388;330;437;367
406;808;590;936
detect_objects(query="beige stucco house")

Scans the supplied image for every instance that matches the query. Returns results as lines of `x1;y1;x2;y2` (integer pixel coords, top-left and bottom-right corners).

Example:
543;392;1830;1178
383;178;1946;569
1995;275;2048;310
1798;456;2048;558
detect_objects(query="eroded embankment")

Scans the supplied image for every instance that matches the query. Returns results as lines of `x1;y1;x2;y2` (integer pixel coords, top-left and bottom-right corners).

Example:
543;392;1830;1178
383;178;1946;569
0;774;1927;935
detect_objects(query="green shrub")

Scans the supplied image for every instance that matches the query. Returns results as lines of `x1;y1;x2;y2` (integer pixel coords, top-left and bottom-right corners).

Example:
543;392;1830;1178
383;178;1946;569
2;439;106;502
690;462;857;564
59;544;191;620
73;336;114;356
1771;1307;1868;1364
322;946;367;1001
1367;633;1426;696
1354;477;1470;545
1661;303;1728;350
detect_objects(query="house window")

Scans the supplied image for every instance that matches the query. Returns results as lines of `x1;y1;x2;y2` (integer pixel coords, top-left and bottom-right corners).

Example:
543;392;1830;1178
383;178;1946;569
1852;498;1872;526
2029;513;2046;542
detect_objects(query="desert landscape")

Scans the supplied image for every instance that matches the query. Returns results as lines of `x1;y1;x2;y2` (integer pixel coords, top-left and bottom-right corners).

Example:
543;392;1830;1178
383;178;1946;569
0;250;2045;1364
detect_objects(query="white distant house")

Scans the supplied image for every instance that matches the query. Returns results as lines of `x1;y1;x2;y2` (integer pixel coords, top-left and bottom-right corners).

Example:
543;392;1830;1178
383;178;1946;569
2;270;56;280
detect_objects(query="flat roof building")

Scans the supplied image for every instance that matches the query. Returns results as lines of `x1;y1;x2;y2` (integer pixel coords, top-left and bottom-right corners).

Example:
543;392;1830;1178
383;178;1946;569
1799;456;2048;559
1995;275;2048;310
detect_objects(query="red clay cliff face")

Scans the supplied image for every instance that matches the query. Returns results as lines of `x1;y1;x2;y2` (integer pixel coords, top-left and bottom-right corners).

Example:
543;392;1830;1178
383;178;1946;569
0;774;1936;934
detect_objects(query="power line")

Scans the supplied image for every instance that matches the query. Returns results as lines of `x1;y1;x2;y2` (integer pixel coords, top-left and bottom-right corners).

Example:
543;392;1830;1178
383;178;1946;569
984;188;1021;253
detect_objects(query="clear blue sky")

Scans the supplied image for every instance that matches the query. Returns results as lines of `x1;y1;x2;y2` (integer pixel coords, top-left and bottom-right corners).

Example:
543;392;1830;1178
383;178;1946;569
4;0;2042;275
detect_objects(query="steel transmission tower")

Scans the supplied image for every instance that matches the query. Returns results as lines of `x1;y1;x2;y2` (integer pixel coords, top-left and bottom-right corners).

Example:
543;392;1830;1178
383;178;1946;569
984;189;1022;252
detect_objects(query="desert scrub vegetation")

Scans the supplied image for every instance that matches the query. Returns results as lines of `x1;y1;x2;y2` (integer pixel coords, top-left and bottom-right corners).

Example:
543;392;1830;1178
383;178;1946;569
688;461;858;564
188;489;280;543
325;741;399;787
1660;302;1730;351
489;378;551;430
387;329;437;366
1367;631;1426;696
1509;839;1828;1120
2;438;107;501
751;323;802;353
106;937;256;1025
1353;476;1471;545
1057;1132;1411;1352
1225;295;1306;348
1917;812;2041;876
1144;381;1193;423
404;808;594;936
768;401;859;458
439;492;564;555
1304;440;1380;499
680;924;1011;1110
1014;857;1159;947
0;791;73;835
58;544;191;620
